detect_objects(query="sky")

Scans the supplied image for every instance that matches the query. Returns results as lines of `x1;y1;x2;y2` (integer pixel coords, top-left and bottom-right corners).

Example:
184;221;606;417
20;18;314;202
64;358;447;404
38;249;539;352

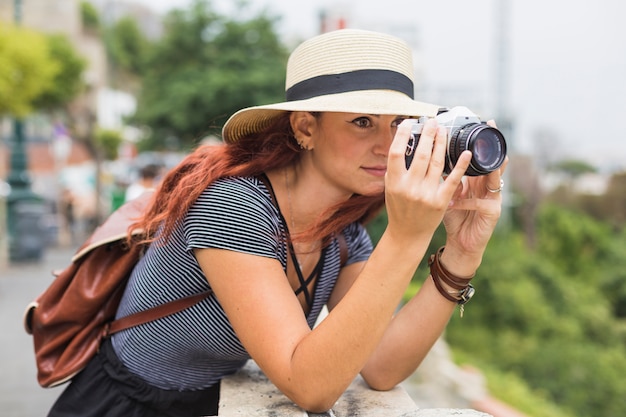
133;0;626;171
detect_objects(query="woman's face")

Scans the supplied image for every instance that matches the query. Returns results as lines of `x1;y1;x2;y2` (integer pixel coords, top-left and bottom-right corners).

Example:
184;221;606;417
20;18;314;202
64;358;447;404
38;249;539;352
300;111;406;197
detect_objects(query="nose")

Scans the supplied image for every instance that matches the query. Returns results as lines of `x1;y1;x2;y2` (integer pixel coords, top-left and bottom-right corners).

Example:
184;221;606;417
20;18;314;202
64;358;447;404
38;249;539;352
374;126;396;156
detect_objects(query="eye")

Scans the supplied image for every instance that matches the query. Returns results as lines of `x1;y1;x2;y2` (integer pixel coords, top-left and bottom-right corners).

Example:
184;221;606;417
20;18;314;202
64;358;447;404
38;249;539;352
350;117;372;129
391;117;408;128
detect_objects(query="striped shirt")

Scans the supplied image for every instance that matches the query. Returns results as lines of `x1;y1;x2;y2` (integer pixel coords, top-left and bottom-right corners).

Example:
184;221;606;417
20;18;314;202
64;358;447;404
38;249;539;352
112;176;373;390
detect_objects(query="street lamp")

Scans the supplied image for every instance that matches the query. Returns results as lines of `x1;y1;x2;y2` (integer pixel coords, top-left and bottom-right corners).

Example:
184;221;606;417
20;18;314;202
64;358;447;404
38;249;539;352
5;0;47;262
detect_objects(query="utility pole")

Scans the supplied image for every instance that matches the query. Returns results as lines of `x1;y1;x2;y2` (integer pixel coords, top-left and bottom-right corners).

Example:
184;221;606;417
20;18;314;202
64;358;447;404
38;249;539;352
494;0;513;230
494;0;512;141
5;0;47;262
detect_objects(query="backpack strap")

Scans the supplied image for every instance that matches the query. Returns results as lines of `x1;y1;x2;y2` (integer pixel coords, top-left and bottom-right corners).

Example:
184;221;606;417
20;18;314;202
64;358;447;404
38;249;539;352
106;290;212;336
99;193;213;337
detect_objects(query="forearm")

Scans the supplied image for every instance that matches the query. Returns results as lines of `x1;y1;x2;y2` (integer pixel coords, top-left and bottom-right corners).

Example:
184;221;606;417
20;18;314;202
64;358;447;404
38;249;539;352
360;248;480;390
360;276;455;389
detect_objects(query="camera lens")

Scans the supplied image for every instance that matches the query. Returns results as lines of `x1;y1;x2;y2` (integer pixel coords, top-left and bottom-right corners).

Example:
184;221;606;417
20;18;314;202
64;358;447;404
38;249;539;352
447;124;507;176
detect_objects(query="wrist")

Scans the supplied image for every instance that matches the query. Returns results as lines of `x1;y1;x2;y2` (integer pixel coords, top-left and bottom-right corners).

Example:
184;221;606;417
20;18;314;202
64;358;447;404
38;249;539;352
428;246;476;316
439;245;482;277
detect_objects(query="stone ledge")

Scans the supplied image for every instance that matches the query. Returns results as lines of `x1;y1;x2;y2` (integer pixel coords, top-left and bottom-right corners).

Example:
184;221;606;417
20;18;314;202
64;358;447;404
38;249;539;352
218;361;492;417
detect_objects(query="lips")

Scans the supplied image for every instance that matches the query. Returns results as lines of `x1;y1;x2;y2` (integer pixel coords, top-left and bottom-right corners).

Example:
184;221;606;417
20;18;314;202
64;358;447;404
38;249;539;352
362;166;387;177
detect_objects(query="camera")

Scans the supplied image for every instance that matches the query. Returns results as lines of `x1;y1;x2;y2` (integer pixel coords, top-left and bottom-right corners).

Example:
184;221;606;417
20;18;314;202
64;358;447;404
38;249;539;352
405;106;507;176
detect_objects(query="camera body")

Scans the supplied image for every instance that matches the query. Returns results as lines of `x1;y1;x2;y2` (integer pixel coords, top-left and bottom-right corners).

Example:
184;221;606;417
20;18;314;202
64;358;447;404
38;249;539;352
405;106;507;176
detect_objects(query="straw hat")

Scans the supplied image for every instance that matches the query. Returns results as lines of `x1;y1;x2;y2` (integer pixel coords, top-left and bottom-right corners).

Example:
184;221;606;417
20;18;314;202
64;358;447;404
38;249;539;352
221;28;441;143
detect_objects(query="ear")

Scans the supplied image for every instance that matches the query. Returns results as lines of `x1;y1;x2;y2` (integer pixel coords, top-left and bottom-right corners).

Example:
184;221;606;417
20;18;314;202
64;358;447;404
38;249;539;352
289;111;317;150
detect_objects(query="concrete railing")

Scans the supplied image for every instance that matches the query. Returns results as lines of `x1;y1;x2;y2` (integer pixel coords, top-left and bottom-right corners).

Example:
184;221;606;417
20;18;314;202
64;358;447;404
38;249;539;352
218;360;493;417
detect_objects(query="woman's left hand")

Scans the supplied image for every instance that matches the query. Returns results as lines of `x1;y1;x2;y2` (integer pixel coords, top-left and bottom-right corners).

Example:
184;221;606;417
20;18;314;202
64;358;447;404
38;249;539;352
441;120;508;270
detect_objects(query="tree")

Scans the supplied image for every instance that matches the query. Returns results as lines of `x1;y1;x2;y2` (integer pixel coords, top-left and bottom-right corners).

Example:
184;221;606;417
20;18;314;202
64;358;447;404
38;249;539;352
131;0;289;150
444;205;626;417
104;16;151;93
95;128;124;160
80;0;100;32
0;24;86;118
0;24;58;116
550;159;597;178
33;34;87;112
603;172;626;228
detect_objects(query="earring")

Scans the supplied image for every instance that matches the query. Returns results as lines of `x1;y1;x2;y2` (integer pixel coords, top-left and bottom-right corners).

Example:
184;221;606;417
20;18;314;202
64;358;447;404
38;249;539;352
295;136;311;151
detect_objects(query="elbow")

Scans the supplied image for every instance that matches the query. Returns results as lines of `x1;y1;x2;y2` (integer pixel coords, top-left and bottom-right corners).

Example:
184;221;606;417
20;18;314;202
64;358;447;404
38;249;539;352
283;387;343;414
295;394;340;414
365;379;397;392
287;378;395;412
302;401;338;415
360;360;414;392
361;371;400;392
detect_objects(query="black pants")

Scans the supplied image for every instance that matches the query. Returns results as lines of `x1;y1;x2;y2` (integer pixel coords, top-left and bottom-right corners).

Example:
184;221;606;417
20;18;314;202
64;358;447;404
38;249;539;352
48;339;220;417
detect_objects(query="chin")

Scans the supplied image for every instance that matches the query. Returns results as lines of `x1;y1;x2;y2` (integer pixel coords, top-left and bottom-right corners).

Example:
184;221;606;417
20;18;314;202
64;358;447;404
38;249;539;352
358;182;385;197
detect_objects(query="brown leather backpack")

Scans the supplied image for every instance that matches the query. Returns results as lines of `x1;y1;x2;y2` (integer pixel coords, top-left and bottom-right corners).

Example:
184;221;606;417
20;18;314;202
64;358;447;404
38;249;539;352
23;193;210;388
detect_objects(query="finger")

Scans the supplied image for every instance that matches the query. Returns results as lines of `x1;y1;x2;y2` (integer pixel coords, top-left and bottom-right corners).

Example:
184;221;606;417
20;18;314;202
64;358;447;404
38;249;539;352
387;118;417;177
499;156;509;175
440;150;472;197
407;119;438;177
483;161;508;197
425;126;449;179
485;178;504;195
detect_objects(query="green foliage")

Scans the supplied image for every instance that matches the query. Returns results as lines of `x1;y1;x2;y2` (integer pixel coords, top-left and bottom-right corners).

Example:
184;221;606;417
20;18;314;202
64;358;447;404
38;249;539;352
454;351;574;417
0;26;84;116
32;34;87;111
80;1;100;31
95;129;124;160
105;16;150;76
575;171;626;230
131;0;289;150
443;205;626;417
536;203;613;276
0;25;58;116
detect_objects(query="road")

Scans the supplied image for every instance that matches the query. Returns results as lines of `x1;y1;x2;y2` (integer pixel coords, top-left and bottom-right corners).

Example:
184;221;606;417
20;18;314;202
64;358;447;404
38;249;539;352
0;246;75;417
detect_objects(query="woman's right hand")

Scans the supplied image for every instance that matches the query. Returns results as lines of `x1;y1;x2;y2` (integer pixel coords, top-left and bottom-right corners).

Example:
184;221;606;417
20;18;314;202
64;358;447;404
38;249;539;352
384;118;472;246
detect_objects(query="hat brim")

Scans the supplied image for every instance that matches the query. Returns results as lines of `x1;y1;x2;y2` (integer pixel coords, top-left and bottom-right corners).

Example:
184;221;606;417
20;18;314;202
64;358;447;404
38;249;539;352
222;90;441;143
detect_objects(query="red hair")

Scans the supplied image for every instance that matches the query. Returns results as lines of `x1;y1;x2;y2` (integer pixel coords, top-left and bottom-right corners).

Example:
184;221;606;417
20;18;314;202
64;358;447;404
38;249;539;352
130;113;384;246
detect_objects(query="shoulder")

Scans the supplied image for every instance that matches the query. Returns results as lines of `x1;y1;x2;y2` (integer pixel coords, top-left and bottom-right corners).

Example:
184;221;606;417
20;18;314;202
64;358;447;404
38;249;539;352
205;176;268;197
194;176;275;213
184;176;283;254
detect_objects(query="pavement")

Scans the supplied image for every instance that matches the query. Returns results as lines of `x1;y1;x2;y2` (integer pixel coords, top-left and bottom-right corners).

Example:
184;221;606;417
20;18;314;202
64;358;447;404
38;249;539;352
0;245;77;417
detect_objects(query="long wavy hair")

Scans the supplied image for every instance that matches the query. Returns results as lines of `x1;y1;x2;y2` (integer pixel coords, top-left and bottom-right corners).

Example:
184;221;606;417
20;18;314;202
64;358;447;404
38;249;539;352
129;112;385;246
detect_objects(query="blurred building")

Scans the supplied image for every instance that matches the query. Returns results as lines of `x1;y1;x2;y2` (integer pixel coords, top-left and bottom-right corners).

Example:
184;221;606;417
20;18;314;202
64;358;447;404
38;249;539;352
0;0;105;177
0;0;158;244
93;0;163;40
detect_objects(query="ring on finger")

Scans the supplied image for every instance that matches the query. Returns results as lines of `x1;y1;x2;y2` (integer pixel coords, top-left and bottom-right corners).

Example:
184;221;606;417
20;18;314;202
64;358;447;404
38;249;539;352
486;179;504;193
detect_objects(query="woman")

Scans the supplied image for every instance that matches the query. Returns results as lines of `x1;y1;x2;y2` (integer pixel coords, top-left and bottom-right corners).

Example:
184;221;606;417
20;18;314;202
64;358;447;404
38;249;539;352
49;28;505;416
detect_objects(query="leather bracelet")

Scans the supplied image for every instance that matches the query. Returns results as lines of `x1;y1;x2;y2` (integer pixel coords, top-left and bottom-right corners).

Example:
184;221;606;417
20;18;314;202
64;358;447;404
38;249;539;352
428;246;476;317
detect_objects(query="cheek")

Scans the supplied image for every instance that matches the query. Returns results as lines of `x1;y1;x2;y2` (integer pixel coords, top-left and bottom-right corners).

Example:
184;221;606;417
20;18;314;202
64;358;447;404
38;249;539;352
328;134;366;159
335;141;361;160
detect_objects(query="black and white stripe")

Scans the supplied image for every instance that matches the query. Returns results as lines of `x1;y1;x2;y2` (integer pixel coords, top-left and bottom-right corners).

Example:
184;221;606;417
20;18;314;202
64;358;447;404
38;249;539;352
112;176;373;390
